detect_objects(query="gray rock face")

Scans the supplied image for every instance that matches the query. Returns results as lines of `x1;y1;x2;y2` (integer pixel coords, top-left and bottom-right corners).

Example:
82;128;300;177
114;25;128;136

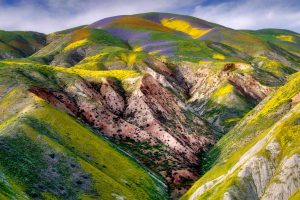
220;141;280;200
262;154;300;200
221;138;300;200
224;156;275;200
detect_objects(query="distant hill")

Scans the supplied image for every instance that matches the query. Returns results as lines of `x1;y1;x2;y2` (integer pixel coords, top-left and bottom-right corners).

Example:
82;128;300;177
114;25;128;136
0;30;46;59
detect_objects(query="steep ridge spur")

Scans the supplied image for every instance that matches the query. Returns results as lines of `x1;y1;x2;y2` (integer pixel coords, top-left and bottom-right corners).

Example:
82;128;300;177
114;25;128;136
182;72;300;199
29;69;214;197
0;63;168;200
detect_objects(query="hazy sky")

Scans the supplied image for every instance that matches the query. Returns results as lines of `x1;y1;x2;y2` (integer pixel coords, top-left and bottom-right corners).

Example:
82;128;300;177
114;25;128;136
0;0;299;33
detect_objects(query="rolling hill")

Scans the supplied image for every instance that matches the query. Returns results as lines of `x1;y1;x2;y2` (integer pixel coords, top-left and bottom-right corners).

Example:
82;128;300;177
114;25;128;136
0;12;299;200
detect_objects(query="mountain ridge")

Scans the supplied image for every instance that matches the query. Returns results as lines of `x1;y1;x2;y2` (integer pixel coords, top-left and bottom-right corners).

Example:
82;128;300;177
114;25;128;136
0;12;299;200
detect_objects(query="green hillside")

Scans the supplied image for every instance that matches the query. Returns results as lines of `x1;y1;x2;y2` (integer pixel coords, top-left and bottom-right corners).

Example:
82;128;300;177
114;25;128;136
182;71;300;199
0;12;299;200
0;61;167;200
0;30;46;59
244;29;300;56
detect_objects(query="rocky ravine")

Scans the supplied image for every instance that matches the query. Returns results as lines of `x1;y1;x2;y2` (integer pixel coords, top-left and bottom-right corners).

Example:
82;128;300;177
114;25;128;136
29;72;214;198
28;56;279;198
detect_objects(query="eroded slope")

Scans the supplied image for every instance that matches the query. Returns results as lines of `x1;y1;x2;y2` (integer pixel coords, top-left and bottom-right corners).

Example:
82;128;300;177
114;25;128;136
182;72;300;200
0;62;168;200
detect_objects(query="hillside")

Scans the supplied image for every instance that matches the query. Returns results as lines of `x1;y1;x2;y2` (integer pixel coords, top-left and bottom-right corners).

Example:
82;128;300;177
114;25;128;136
244;29;300;57
0;61;168;200
182;71;300;200
0;30;46;59
0;12;300;200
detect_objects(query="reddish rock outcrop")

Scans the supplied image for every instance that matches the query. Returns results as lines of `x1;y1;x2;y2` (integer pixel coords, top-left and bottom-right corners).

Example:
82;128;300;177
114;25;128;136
29;74;214;197
228;74;272;103
143;56;173;77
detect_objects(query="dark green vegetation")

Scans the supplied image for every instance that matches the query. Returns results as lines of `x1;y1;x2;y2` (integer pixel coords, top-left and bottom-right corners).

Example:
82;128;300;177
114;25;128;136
0;12;300;200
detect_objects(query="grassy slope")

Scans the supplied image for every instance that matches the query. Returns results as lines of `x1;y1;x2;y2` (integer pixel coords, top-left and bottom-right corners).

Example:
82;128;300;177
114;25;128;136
86;14;243;63
32;24;241;70
182;72;300;199
30;13;300;70
244;29;300;56
201;81;254;135
137;13;300;68
0;62;167;200
73;46;148;70
203;28;269;56
32;28;128;60
1;59;141;81
137;13;269;56
148;31;239;62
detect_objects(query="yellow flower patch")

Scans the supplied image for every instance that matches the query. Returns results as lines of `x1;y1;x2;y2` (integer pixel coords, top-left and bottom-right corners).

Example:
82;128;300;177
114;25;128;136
148;50;161;55
213;54;225;60
52;66;140;80
63;39;89;52
276;35;294;42
161;18;211;39
133;46;143;52
211;83;234;98
120;53;137;66
224;118;241;123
